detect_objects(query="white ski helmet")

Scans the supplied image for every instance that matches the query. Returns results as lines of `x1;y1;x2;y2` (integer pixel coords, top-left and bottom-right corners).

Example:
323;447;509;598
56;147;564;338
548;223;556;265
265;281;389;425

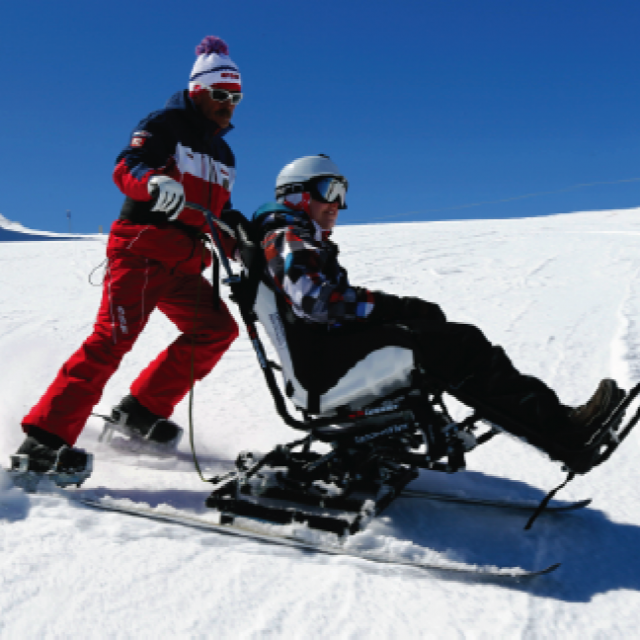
275;154;348;209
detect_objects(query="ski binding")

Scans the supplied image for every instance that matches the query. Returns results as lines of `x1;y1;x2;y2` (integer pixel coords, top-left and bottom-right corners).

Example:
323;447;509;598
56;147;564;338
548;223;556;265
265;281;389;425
8;450;93;492
97;411;183;453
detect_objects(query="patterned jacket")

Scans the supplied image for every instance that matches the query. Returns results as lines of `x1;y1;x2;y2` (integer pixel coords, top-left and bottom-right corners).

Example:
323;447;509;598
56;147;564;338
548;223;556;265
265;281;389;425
253;203;376;326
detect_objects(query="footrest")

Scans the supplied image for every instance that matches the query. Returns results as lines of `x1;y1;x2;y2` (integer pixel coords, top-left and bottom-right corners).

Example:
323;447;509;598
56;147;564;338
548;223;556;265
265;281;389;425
562;385;640;473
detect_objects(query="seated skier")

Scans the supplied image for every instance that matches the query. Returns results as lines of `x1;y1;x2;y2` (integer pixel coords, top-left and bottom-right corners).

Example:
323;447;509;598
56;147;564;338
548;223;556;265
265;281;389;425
251;154;625;473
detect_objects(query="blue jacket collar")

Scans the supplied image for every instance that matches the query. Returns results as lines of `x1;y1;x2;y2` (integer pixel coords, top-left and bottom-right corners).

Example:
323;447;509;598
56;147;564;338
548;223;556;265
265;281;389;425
166;90;235;138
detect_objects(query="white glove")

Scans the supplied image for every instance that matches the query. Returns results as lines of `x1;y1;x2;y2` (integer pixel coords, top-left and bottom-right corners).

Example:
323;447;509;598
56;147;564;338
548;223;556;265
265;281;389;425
148;176;185;221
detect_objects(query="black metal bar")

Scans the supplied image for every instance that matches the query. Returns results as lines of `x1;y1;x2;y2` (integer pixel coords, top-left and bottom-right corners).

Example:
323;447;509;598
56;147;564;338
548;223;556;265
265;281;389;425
207;496;352;536
239;485;368;512
185;201;239;284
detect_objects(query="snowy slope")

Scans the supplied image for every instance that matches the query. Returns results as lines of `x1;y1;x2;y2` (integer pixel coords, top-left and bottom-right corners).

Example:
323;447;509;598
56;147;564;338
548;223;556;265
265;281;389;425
2;209;640;637
0;212;98;241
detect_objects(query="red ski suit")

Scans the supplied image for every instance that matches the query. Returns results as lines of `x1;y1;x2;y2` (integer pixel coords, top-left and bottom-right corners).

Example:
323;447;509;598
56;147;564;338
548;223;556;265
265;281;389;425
23;91;239;445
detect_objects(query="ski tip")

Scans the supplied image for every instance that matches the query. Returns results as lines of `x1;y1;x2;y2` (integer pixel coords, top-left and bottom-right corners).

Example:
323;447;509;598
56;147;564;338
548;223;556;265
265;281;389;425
540;562;561;575
546;498;592;512
569;498;592;510
512;562;561;579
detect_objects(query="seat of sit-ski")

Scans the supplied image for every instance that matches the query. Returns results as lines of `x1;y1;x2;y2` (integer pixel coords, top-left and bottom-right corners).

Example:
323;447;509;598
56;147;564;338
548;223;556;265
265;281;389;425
253;282;415;416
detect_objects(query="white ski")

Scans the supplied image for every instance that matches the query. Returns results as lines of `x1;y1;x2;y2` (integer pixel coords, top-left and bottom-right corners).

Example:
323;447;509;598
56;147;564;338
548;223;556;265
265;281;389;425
77;497;560;580
400;488;591;512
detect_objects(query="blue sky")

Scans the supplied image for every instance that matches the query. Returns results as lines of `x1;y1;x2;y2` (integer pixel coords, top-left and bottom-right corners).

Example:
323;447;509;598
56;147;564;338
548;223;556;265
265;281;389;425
1;0;640;232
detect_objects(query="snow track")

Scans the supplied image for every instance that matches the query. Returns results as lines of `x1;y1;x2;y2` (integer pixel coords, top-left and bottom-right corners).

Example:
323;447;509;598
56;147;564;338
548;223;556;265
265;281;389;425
3;210;640;636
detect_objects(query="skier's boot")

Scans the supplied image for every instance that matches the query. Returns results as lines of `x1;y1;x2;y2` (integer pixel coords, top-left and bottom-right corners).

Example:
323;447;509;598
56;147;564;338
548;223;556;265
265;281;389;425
558;378;626;473
568;379;625;443
9;426;93;491
100;394;183;450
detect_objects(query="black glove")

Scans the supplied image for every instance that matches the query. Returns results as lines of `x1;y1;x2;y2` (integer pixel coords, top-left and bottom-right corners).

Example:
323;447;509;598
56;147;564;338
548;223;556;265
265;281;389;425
370;291;446;325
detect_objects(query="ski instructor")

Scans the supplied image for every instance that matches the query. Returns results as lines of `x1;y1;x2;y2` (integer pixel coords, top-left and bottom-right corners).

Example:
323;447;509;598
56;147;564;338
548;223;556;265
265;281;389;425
252;155;624;473
15;35;243;472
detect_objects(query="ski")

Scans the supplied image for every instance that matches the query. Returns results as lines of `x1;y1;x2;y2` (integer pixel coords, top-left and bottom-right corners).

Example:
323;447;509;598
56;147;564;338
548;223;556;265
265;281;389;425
77;497;559;580
399;488;591;513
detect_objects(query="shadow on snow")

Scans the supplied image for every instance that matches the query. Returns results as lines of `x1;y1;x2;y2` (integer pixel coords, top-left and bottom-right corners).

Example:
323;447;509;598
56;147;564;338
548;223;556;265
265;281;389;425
72;467;640;601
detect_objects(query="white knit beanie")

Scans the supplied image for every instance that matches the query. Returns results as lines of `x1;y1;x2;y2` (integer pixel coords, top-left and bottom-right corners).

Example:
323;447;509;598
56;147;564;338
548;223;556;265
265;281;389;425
188;36;241;95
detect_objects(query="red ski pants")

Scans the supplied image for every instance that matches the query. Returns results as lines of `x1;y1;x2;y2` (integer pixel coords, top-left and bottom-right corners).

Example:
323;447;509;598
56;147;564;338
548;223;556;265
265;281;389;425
23;252;239;445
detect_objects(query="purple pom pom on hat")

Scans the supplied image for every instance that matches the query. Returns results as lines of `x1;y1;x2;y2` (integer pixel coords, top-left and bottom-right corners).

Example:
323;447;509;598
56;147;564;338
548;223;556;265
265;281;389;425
195;35;229;57
189;35;241;94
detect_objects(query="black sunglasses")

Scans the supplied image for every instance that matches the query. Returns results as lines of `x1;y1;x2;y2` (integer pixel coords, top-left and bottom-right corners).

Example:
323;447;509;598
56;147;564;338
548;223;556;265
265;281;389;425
209;88;243;105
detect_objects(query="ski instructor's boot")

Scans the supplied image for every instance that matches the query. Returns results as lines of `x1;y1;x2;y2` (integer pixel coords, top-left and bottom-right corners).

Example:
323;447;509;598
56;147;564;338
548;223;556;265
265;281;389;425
9;426;93;491
100;394;183;451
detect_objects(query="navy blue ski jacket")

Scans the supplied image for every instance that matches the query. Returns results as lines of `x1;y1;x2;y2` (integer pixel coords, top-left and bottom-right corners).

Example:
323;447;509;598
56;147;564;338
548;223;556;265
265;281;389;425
113;90;235;232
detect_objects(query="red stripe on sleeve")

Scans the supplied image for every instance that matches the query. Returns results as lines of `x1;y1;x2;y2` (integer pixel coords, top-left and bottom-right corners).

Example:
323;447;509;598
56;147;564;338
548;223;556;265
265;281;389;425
112;159;155;201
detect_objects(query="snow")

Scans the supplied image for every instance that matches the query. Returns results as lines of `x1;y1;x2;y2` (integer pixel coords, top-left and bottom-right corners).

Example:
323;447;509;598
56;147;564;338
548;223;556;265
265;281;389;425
3;208;640;636
0;212;98;241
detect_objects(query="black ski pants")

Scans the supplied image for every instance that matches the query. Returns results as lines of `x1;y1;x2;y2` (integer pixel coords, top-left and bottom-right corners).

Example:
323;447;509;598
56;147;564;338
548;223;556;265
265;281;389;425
286;312;573;450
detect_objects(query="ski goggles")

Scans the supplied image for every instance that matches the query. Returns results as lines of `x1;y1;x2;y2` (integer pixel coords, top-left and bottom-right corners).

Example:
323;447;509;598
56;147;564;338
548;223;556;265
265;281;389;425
209;88;243;105
309;176;349;209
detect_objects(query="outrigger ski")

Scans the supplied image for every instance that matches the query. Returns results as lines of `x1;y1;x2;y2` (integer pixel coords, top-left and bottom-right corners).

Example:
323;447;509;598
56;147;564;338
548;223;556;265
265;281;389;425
78;496;560;580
